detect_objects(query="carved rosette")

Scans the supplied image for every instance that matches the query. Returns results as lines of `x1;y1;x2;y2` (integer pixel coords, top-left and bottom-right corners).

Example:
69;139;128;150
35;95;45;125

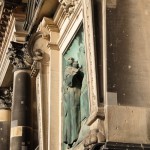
59;0;79;16
0;87;12;108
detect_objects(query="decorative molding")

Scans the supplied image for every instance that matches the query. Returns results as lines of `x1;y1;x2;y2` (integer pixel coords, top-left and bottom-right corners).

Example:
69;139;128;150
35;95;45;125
39;17;59;40
58;0;82;49
46;24;59;33
0;14;15;86
27;32;49;77
0;87;12;108
59;0;79;16
82;0;99;115
0;7;12;55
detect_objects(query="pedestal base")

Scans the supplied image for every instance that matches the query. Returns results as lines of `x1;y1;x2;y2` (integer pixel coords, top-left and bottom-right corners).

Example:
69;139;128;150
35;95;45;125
92;142;150;150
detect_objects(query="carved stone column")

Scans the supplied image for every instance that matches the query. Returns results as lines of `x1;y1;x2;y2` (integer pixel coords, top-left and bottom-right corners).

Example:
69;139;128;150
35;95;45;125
7;42;33;150
0;87;12;150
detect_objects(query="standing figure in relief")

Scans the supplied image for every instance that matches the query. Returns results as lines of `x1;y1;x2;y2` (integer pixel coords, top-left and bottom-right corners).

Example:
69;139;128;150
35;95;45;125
63;57;83;148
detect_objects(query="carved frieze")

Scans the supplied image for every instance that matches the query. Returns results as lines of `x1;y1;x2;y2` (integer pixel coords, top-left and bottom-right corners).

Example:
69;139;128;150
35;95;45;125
0;87;12;108
59;0;79;16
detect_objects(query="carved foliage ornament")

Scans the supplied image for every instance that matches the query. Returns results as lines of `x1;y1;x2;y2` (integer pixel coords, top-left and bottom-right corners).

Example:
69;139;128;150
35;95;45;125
59;0;79;15
7;42;31;70
0;87;12;108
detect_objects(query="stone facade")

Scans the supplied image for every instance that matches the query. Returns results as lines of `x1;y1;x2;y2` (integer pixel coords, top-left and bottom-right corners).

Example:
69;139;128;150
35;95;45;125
0;0;150;150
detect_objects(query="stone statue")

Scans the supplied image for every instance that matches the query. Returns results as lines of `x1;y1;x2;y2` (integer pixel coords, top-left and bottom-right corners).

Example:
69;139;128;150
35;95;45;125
63;57;83;148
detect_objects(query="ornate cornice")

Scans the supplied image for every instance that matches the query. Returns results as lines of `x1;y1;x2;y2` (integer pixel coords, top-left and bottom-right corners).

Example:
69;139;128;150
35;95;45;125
59;0;79;16
0;87;12;108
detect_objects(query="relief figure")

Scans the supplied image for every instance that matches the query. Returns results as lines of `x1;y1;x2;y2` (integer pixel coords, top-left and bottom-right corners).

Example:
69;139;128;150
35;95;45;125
63;57;83;148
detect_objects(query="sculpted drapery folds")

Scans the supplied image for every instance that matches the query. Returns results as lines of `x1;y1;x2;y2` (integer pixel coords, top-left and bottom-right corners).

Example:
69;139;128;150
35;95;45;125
63;57;83;147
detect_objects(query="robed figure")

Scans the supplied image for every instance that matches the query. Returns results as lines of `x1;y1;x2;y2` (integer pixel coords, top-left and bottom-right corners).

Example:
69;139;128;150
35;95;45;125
63;58;83;148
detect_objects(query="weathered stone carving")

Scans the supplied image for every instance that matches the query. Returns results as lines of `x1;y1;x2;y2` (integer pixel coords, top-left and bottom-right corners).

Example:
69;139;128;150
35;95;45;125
7;42;30;70
30;49;43;77
27;32;47;77
0;87;12;108
84;129;105;150
59;0;78;16
63;57;83;148
7;41;44;77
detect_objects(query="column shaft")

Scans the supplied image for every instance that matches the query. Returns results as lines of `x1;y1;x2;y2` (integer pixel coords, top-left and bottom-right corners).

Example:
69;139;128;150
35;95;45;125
10;70;32;150
0;109;11;150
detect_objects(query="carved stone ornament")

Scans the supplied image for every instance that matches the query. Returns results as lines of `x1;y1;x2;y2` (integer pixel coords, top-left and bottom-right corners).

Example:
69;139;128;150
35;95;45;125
7;42;31;70
30;49;44;77
59;0;79;16
0;87;12;108
27;32;45;77
84;129;105;150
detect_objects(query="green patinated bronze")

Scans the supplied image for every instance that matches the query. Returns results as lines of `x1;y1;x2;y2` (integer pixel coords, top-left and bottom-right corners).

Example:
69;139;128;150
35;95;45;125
62;26;90;149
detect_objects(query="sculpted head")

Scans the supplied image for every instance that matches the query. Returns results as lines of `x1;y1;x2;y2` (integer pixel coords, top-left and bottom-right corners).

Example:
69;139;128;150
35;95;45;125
67;57;74;66
72;61;79;68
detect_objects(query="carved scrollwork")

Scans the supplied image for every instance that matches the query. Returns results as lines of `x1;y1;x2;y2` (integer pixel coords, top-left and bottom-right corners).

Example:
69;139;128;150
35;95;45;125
27;32;46;77
0;87;12;108
59;0;79;16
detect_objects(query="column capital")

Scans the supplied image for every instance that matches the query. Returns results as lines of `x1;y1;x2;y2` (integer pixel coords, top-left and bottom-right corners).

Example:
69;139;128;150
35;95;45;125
7;41;31;71
0;87;12;109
